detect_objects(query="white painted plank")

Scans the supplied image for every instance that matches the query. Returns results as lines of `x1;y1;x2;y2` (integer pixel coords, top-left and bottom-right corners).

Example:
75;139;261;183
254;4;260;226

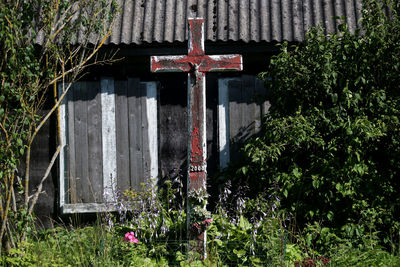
201;73;207;173
145;82;159;182
58;83;67;207
101;77;117;203
62;203;117;214
218;78;238;168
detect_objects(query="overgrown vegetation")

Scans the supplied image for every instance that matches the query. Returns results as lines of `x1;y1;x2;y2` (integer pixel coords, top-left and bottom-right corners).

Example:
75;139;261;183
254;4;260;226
2;0;400;265
0;0;116;250
1;179;399;266
226;0;400;255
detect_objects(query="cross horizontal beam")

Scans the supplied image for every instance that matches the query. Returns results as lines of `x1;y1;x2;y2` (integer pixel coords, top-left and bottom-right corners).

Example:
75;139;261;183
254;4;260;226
151;54;242;73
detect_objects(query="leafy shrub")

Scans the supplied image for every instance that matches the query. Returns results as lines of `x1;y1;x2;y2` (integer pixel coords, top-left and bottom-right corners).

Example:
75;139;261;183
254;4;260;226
206;182;309;266
108;178;187;263
226;0;400;253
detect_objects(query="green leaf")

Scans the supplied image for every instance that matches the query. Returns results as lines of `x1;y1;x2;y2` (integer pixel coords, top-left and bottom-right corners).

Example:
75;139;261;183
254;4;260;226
238;215;251;231
312;179;320;189
233;249;246;258
175;251;185;261
213;238;223;246
292;167;301;178
241;166;248;175
327;211;334;221
331;93;338;103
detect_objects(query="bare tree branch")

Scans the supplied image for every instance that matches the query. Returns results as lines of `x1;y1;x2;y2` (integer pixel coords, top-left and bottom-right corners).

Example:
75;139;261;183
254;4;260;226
28;145;61;215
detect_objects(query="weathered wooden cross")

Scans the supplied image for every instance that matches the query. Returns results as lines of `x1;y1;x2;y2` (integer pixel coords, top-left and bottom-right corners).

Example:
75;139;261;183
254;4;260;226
150;18;242;255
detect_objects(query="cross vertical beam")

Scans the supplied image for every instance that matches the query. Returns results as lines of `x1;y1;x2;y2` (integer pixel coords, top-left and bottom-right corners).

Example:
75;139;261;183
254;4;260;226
150;18;242;258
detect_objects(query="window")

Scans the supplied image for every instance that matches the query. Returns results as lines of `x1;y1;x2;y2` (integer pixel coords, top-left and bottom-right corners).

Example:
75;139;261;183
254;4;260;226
58;78;158;213
217;75;270;167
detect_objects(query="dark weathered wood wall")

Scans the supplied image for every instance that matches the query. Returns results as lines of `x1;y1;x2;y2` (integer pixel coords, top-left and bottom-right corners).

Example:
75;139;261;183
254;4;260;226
157;73;220;180
24;48;274;224
226;75;270;162
115;79;152;192
31;72;269;216
156;73;269;179
62;79;156;210
67;81;103;204
29;108;57;227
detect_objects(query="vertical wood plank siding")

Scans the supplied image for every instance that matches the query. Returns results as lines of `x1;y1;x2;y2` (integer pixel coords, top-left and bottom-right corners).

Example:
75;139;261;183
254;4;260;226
115;80;130;191
218;78;232;169
141;83;151;182
87;82;103;202
228;79;242;162
127;78;143;190
74;82;90;203
59;75;267;212
218;75;270;166
60;78;159;213
58;84;67;208
101;78;117;203
66;84;76;204
145;82;159;181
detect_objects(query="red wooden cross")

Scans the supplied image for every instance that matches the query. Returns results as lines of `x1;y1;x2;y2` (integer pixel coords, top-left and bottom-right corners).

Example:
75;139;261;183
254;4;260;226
150;18;242;254
151;17;242;189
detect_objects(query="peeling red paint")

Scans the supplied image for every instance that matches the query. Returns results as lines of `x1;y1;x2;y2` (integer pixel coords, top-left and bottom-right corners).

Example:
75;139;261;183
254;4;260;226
150;18;242;189
190;172;199;183
188;19;204;57
189;171;206;191
151;54;242;73
149;18;242;247
150;18;242;187
190;126;202;162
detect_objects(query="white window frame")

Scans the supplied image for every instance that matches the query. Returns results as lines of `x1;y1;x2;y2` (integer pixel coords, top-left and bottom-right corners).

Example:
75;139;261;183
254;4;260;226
58;77;158;213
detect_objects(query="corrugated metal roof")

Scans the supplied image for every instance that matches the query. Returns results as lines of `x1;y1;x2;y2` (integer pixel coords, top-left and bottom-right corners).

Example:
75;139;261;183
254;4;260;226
106;0;362;45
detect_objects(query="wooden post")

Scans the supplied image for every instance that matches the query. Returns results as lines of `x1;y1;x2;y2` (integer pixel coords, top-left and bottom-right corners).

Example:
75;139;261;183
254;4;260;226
150;18;242;257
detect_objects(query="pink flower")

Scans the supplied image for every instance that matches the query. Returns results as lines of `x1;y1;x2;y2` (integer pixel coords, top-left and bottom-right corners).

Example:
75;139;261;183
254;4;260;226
124;232;139;243
202;218;213;227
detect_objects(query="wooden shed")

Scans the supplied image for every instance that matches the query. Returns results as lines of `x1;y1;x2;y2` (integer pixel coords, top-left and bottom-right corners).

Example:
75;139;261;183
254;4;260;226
30;0;362;222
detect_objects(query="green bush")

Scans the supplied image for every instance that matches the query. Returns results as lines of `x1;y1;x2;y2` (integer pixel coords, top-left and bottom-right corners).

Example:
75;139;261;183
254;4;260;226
228;0;400;252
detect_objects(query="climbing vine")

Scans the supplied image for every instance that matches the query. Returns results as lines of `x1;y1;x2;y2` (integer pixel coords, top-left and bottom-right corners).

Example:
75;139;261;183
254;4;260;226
0;0;117;250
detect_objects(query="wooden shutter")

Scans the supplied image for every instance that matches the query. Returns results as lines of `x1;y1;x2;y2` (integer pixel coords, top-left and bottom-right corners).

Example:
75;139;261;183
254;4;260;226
114;79;158;192
218;75;270;167
59;78;158;213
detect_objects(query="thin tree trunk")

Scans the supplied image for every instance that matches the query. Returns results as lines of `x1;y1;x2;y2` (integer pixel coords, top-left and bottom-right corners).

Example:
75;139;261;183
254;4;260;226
0;172;15;242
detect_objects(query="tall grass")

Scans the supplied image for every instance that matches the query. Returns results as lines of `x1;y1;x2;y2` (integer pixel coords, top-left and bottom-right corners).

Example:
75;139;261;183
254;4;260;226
2;177;400;266
4;218;399;266
2;223;115;266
